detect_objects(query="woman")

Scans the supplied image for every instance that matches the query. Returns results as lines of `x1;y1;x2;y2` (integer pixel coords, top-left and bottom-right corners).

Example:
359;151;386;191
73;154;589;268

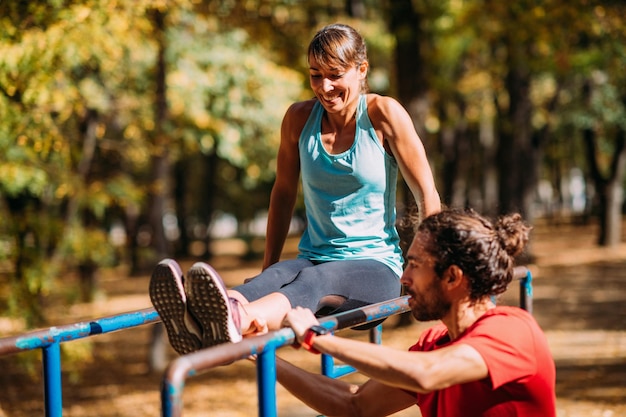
149;23;441;354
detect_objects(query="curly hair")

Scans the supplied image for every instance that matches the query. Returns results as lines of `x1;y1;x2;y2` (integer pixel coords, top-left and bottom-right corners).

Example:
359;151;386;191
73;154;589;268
307;23;369;93
418;208;531;301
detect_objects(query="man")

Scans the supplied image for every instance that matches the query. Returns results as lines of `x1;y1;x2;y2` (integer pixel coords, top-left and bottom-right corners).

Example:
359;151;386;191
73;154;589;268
278;208;556;417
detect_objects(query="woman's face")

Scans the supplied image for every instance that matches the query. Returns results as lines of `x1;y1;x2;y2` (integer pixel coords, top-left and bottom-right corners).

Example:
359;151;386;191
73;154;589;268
308;54;367;114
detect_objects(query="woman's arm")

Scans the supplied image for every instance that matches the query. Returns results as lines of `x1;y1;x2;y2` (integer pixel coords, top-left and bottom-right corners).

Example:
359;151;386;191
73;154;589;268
262;101;311;269
368;95;441;219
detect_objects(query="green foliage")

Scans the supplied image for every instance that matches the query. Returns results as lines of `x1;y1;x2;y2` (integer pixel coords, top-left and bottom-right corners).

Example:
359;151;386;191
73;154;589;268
167;11;304;185
0;0;163;325
0;163;48;197
0;0;306;325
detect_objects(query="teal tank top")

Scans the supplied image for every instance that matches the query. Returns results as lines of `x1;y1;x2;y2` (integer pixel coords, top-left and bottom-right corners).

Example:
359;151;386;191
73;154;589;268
297;95;403;277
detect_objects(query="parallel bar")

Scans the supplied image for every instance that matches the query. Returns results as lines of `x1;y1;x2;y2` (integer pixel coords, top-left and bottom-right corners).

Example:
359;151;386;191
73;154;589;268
161;296;412;417
516;267;533;313
256;345;278;417
161;328;296;417
0;267;533;417
321;323;383;379
42;342;63;417
0;307;159;356
0;307;160;417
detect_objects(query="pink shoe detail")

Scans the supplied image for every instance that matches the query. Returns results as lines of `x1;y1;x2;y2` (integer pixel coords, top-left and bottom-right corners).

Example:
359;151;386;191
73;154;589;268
185;262;242;347
149;259;202;355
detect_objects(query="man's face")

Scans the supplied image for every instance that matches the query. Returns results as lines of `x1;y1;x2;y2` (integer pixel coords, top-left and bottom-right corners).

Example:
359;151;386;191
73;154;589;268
400;232;451;322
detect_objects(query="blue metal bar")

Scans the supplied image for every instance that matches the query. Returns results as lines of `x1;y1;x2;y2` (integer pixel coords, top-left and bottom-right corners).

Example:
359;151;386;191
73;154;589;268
518;267;533;313
0;307;160;417
161;296;412;416
256;345;278;417
42;341;63;417
0;267;533;417
0;308;159;356
161;327;297;417
369;324;382;344
321;322;384;378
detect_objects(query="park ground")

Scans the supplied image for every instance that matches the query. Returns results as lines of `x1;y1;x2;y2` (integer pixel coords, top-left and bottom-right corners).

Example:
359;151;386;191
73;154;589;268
0;219;625;416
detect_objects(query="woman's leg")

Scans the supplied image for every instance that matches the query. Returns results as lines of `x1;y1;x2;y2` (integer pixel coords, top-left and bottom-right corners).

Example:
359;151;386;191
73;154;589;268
225;259;312;333
232;291;292;334
231;258;314;303
278;259;401;310
150;258;400;350
235;259;401;335
184;259;315;343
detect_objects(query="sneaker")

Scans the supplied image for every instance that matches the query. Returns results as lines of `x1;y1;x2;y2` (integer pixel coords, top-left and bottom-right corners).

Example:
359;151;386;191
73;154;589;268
185;262;242;347
149;259;202;355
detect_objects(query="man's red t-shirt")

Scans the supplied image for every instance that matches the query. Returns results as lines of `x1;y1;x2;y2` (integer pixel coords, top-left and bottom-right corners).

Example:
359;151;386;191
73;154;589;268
408;306;556;417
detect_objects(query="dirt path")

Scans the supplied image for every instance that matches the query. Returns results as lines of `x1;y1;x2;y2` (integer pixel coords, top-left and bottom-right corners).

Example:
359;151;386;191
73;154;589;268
1;221;625;416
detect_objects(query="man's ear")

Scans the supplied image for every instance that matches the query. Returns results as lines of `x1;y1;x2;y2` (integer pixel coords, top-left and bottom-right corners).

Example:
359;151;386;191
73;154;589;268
443;265;465;290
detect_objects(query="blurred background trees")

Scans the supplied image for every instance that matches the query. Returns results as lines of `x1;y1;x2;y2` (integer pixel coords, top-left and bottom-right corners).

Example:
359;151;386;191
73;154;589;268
0;0;624;328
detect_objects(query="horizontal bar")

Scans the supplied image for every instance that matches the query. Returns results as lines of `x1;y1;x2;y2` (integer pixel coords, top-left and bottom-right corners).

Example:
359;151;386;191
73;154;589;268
0;307;160;356
1;266;530;358
162;266;533;416
513;265;530;281
161;296;412;417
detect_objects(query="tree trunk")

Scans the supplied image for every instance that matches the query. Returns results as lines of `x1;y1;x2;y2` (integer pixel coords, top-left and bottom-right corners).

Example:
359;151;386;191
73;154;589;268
480;96;499;216
584;126;626;247
497;46;538;220
147;8;172;372
439;97;470;209
146;8;170;263
174;157;189;257
388;0;429;139
581;80;626;247
198;150;220;259
601;180;623;247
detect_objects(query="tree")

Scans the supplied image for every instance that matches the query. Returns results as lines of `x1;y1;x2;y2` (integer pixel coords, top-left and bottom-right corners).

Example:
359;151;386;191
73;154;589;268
165;11;303;257
0;0;156;323
546;1;626;246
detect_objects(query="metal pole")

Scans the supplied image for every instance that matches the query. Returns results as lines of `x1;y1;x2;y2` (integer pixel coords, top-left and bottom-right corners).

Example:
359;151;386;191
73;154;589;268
520;269;533;314
160;297;412;415
42;341;63;417
256;347;278;417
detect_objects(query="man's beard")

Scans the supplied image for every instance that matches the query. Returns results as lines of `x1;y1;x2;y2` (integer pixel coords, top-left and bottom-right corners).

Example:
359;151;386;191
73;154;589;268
411;281;451;322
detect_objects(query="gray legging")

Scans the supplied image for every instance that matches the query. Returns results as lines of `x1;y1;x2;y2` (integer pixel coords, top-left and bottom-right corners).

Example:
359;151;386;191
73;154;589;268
233;258;401;314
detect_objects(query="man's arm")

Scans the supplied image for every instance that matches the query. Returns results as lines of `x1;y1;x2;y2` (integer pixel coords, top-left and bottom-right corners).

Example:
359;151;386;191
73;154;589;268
276;356;416;417
285;307;489;394
311;333;488;393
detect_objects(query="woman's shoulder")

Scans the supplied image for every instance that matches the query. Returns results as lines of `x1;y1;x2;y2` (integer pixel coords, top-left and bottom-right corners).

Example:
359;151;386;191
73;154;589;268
365;93;400;108
364;94;408;127
282;98;318;140
286;98;318;118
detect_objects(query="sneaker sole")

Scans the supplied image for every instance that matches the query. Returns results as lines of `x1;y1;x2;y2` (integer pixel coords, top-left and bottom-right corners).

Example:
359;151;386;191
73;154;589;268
149;259;201;355
186;262;242;347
